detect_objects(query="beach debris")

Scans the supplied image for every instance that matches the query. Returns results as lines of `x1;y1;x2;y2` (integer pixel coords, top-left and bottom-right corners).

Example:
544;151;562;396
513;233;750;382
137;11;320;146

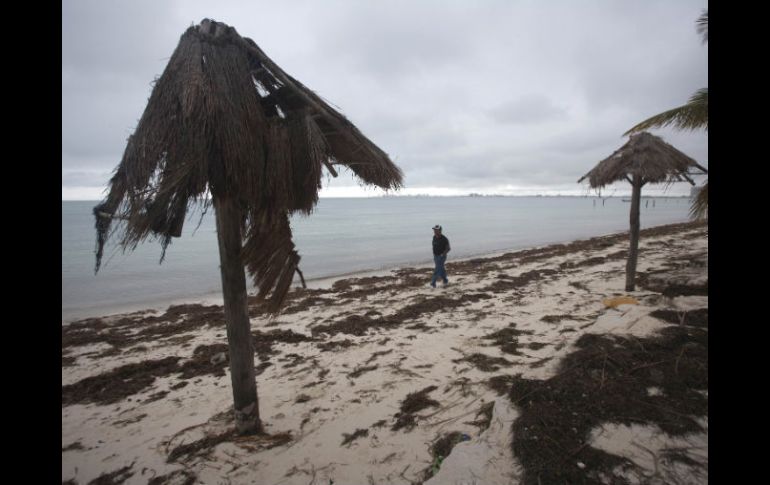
602;296;639;308
529;356;553;369
482;269;559;294
508;322;707;484
144;391;170;403
650;308;708;328
166;425;292;464
62;441;84;452
317;339;355;352
63;341;244;407
430;455;443;477
392;386;440;431
486;375;517;396
312;314;386;337
112;414;148;428
364;349;394;364
167;431;234;463
255;362;273;375
210;352;227;365
61;304;225;353
86;463;135;485
466;401;495;431
422;431;472;480
147;469;197;485
278;353;307;369
178;344;230;379
635;255;708;298
540;314;575;324
63;220;707;483
62;356;181;406
452;352;513;372
252;329;315;357
341;428;369;447
482;323;534;355
348;364;378;379
446;376;474;397
559;256;609;270
281;295;336;315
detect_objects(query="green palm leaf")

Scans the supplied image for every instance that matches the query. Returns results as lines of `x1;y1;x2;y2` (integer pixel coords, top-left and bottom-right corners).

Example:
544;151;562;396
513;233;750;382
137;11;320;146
624;88;708;136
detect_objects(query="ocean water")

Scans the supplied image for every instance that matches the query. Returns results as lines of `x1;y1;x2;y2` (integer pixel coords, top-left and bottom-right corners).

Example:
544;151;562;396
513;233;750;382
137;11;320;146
62;196;694;321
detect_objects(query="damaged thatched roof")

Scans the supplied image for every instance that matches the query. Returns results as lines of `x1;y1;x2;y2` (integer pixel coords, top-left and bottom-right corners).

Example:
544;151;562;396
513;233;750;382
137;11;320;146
578;132;707;189
94;19;403;312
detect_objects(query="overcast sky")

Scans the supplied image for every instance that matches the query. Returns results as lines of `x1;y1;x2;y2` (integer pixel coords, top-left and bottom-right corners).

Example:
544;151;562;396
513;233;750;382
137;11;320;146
62;0;708;199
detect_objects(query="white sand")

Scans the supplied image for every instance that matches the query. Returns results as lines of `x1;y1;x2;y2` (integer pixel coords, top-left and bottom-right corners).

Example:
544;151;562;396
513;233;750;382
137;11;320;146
588;419;708;484
62;224;708;484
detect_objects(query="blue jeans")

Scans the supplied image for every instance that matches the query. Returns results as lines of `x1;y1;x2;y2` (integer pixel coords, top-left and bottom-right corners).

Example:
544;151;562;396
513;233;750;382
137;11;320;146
432;255;448;286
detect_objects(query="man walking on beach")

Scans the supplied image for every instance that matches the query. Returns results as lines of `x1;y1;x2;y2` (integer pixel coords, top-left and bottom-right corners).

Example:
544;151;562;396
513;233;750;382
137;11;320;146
431;225;450;288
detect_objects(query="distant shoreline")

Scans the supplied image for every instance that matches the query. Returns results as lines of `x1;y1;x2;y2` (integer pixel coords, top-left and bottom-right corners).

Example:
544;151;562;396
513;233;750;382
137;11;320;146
62;194;692;202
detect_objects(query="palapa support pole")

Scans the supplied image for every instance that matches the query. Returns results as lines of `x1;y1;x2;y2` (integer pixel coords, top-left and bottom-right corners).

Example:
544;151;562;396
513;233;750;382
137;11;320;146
625;174;643;291
214;196;261;435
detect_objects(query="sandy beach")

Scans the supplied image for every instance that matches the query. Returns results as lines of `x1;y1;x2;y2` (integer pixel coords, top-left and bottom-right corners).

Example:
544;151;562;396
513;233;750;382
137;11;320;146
62;221;708;485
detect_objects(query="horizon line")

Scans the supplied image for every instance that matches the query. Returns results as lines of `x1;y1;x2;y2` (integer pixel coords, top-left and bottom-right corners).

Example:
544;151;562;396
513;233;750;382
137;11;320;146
62;193;692;202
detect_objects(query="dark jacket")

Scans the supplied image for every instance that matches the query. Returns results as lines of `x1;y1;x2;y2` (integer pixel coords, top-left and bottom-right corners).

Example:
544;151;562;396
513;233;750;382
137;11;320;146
432;235;450;256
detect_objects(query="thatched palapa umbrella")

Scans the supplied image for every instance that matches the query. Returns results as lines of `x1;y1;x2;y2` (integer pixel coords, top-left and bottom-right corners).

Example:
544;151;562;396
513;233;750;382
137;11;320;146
578;132;706;291
93;19;403;434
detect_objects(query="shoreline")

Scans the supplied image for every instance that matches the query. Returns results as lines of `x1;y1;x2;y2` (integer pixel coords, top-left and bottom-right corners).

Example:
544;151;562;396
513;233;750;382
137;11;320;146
62;220;702;324
63;219;707;484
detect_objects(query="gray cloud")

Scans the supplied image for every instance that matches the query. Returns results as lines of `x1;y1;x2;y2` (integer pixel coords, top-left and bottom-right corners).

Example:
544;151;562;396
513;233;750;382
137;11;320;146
62;0;708;199
489;94;567;124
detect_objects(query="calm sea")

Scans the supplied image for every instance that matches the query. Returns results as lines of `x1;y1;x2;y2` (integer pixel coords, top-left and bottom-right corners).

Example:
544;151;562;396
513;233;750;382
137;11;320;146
62;196;693;321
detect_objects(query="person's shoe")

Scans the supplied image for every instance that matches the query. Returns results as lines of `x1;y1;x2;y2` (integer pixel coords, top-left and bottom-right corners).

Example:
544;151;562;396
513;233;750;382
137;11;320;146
430;282;436;288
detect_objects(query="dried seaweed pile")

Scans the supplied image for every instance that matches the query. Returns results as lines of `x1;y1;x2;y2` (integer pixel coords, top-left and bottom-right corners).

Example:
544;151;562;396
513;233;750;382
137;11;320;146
507;312;708;484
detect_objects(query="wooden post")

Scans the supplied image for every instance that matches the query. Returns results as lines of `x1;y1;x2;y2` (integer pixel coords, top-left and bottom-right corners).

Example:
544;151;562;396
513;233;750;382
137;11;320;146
625;175;643;291
214;196;261;434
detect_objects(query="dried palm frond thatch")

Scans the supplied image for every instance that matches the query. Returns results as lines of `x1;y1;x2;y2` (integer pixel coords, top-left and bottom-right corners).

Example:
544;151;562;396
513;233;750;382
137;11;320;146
578;132;707;189
93;19;403;313
578;132;706;291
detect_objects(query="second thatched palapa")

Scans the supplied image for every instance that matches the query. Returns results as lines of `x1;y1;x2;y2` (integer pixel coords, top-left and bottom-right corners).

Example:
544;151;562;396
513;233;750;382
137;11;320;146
92;19;403;434
578;132;706;291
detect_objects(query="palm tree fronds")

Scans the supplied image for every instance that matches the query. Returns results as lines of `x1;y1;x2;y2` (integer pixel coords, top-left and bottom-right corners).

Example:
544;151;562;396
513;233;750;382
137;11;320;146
696;9;708;44
689;180;708;220
624;89;708;136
